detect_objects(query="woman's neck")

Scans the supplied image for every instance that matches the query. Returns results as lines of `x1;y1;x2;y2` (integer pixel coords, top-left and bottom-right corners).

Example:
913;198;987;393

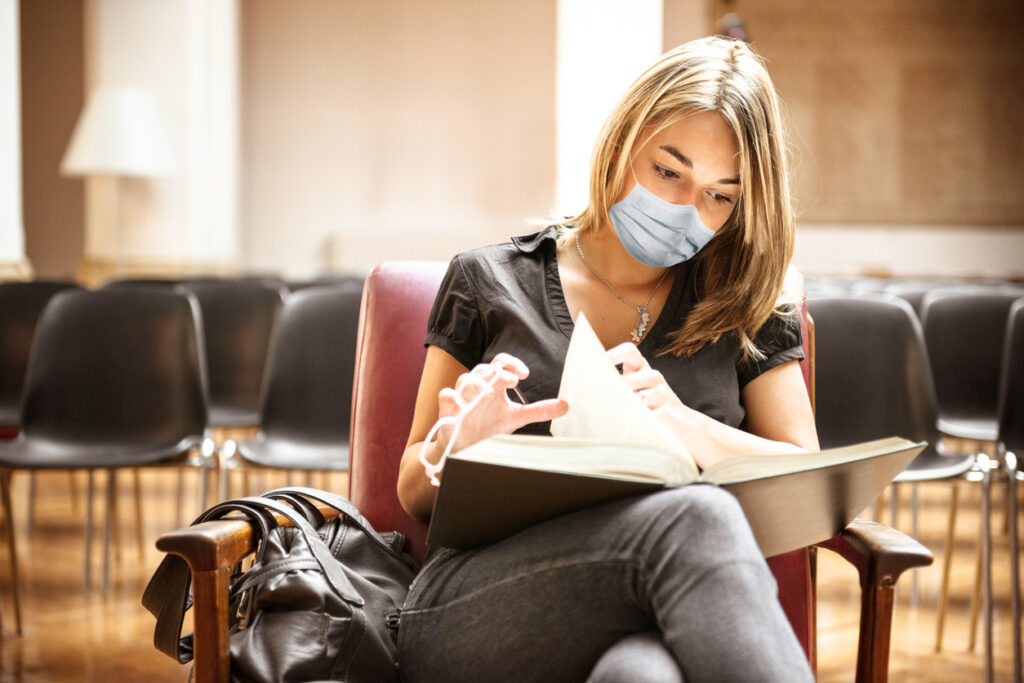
578;225;672;289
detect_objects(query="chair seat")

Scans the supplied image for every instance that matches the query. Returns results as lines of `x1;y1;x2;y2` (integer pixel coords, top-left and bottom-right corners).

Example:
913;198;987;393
893;448;976;483
235;437;350;471
207;405;261;430
936;416;998;442
0;434;203;469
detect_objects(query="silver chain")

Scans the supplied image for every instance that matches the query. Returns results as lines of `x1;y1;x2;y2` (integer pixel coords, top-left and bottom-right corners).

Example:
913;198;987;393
574;232;670;341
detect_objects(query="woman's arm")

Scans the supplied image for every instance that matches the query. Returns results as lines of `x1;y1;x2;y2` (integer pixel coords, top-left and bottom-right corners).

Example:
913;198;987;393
609;342;818;469
398;346;568;522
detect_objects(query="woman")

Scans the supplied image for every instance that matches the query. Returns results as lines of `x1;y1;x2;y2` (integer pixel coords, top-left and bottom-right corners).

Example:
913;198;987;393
396;37;818;682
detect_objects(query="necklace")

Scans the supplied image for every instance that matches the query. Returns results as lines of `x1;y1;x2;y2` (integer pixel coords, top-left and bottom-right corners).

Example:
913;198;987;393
575;232;670;343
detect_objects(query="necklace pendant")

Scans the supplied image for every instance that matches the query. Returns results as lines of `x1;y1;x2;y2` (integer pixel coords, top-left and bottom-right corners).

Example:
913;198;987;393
632;308;650;343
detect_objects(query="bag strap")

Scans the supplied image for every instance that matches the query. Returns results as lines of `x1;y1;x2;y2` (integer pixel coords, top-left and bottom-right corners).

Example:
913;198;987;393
143;495;365;663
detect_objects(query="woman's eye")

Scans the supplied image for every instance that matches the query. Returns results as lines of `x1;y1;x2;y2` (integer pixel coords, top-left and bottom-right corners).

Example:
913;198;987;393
653;164;677;179
709;191;733;205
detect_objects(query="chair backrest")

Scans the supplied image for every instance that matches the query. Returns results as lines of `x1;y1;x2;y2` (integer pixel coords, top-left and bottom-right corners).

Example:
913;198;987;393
176;279;287;427
20;289;207;450
349;261;817;658
919;286;1024;440
0;281;83;430
350;262;447;561
998;298;1024;456
259;285;363;446
809;293;941;450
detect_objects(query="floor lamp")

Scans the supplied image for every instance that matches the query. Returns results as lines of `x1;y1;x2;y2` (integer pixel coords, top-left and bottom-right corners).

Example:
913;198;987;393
60;86;174;278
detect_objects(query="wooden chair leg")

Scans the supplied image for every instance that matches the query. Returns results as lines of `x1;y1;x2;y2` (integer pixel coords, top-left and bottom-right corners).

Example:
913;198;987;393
102;469;116;594
191;566;234;683
1;470;23;635
83;469;94;593
935;482;960;652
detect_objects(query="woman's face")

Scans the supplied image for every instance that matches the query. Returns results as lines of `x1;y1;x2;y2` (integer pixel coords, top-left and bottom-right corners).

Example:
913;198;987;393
616;110;741;233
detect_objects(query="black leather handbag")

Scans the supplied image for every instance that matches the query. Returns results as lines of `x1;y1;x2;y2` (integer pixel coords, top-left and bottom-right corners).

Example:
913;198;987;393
143;487;419;682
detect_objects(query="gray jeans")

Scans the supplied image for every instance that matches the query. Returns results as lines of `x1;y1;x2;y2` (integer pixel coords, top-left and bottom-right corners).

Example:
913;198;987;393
397;485;814;682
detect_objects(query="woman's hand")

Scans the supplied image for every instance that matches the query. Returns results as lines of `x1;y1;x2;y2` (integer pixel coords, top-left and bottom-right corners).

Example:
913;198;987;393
606;342;812;469
435;352;568;455
606;342;705;460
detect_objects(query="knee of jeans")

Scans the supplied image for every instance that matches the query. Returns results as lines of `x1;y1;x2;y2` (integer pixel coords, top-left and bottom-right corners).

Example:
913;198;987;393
586;632;685;683
664;485;746;528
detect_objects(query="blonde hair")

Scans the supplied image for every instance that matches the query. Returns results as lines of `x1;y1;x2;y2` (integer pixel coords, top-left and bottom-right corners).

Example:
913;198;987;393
558;36;795;359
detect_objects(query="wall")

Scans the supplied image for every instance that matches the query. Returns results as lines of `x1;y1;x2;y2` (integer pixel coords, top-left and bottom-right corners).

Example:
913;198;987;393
240;0;557;277
19;0;84;279
710;0;1024;277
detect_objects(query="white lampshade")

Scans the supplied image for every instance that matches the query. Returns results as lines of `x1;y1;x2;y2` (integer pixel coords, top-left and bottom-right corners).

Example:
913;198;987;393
60;87;175;177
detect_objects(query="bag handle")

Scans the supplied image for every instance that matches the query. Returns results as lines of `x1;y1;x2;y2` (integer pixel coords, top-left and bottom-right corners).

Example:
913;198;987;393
263;486;402;557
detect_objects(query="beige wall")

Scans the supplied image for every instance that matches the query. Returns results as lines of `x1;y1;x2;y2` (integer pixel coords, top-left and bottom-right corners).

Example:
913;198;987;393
240;0;557;277
720;0;1024;227
18;0;86;279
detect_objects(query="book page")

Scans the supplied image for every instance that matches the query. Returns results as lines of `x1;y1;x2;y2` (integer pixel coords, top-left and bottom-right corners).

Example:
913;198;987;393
454;434;697;485
701;436;919;484
549;313;697;475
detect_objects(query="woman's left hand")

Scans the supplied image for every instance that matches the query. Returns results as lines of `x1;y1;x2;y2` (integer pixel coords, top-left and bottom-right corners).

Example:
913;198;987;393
606;342;706;464
607;342;683;414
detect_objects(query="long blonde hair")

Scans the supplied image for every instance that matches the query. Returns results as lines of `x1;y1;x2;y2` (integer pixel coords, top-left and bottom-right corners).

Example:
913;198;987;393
559;36;795;360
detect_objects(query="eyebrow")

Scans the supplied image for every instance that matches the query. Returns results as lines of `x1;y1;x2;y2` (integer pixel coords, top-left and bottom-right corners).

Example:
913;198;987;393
659;145;740;185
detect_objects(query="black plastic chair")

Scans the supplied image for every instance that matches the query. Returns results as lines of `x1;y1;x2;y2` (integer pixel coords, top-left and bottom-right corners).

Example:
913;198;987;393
882;279;969;318
808;293;977;643
995;298;1024;681
99;277;181;290
0;289;208;617
223;285;363;496
175;279;288;430
0;281;83;435
920;286;1024;442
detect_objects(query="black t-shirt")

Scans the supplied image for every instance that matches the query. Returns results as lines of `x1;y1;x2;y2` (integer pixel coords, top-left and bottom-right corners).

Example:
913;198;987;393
425;226;803;434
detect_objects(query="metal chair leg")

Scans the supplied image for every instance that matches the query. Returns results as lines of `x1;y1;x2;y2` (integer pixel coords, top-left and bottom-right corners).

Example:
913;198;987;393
935;482;960;652
1005;452;1021;683
1;470;22;635
981;455;994;683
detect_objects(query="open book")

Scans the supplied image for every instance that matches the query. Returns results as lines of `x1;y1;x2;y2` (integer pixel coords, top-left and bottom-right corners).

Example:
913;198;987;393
426;314;924;557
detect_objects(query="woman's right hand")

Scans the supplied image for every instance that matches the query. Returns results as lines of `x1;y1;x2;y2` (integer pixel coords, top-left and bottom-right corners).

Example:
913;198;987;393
399;349;568;521
433;353;568;456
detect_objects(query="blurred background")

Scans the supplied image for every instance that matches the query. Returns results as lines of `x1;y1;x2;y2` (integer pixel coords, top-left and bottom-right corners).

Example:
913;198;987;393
3;0;1022;287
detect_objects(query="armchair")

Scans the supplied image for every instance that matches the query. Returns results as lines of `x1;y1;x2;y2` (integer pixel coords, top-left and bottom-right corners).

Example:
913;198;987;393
156;261;932;682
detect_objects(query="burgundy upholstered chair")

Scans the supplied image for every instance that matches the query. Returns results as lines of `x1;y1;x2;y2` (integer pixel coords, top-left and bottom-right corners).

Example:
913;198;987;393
156;261;932;683
348;261;933;682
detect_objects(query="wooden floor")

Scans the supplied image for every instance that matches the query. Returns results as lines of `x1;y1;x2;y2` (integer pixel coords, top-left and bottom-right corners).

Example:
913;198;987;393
0;466;1018;681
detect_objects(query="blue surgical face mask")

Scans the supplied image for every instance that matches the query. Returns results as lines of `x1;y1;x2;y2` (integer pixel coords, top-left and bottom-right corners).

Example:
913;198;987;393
608;165;716;268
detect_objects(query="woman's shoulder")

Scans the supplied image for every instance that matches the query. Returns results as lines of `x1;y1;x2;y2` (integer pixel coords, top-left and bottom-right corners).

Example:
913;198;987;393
452;226;560;273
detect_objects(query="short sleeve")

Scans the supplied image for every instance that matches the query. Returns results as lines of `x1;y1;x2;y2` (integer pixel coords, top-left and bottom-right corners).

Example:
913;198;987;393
425;255;486;370
736;309;804;389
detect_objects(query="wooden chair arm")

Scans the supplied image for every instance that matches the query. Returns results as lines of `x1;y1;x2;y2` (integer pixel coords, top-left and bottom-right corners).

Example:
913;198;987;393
155;506;341;683
817;518;934;683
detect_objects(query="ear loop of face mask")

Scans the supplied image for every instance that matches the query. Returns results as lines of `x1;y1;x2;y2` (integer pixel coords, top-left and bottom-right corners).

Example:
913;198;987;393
418;361;527;487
